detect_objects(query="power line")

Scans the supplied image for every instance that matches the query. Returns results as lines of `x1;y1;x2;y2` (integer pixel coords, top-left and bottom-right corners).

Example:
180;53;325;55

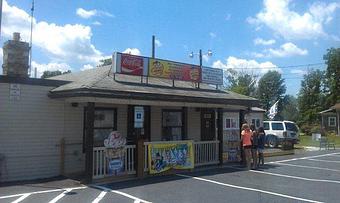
223;62;326;70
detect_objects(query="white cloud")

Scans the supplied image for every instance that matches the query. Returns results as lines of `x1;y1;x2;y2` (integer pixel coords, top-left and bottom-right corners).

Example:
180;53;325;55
209;32;217;38
251;52;265;58
248;0;340;40
155;39;162;47
31;61;71;78
2;0;103;65
202;54;209;62
76;8;96;19
254;38;276;46
76;8;114;19
92;21;102;26
212;56;280;74
122;48;141;56
266;42;308;57
81;64;95;71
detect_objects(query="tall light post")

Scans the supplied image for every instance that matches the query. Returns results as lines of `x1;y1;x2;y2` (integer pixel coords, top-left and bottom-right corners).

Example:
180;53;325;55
189;49;212;88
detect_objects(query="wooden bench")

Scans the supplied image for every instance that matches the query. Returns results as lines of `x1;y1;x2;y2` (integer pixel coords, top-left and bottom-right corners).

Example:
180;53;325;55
319;137;336;150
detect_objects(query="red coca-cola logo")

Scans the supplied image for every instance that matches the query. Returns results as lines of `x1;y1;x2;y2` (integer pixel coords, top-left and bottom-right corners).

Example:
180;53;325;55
121;54;143;75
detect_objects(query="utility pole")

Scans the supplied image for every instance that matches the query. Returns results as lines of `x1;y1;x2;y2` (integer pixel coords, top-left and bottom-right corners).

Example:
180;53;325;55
29;0;34;77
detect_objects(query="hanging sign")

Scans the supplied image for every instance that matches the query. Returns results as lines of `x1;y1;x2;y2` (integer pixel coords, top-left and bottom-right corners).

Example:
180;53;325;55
134;106;144;128
149;58;201;82
112;52;148;76
148;141;194;174
201;67;223;85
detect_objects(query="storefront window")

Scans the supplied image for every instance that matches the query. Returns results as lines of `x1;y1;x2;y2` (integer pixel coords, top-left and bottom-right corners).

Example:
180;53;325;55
162;110;183;141
84;108;117;148
224;118;239;129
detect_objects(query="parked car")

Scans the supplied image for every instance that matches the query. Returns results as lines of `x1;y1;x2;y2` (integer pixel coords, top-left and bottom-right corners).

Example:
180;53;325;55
263;120;300;148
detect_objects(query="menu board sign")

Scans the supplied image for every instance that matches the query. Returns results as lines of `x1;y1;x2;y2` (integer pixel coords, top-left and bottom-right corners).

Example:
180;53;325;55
113;52;148;76
149;58;201;82
201;67;223;85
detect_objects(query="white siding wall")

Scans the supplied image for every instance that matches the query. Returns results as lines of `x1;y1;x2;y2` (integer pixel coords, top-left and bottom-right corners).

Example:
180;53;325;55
0;83;84;182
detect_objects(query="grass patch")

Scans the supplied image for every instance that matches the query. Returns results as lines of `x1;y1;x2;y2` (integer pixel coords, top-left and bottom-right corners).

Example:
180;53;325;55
296;135;340;147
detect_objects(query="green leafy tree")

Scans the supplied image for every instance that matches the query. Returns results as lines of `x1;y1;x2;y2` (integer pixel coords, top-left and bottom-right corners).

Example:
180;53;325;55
224;69;258;97
297;69;325;126
41;70;71;79
281;95;299;122
257;71;286;111
98;58;112;67
323;48;340;105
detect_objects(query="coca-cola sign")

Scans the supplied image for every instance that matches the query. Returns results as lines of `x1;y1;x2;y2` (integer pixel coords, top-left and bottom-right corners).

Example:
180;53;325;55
121;54;144;75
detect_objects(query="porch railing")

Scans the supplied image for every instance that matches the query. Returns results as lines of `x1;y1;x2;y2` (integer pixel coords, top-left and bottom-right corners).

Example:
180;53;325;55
93;145;136;179
194;140;219;166
93;140;220;179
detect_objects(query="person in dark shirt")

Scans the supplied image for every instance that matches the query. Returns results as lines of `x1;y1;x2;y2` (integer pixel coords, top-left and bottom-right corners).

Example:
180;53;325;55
257;127;266;166
250;124;258;169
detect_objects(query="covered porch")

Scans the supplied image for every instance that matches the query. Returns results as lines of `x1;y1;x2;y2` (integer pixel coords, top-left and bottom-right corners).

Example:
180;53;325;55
48;67;258;182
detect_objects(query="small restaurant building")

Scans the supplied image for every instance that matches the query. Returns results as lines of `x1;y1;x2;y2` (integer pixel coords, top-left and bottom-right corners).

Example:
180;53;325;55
0;35;260;183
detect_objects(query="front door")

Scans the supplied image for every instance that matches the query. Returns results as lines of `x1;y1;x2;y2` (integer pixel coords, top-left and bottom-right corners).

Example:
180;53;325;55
201;109;216;141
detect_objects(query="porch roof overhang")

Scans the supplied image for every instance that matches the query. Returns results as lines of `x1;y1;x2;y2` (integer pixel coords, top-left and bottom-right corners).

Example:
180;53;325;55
48;88;258;109
47;65;260;109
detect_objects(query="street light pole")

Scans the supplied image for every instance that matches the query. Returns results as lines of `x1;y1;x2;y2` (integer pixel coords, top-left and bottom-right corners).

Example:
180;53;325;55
189;49;212;89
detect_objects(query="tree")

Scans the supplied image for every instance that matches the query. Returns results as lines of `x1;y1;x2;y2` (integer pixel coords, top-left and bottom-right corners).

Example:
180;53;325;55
297;69;325;126
41;70;71;79
224;69;258;97
257;71;286;111
281;95;299;122
323;48;340;105
98;58;112;67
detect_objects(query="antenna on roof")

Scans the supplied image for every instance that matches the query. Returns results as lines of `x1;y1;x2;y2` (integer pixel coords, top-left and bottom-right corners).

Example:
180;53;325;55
28;0;34;77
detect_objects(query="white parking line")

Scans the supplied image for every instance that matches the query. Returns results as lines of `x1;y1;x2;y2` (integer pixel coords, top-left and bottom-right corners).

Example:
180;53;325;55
93;185;152;203
0;186;87;200
249;170;340;184
176;174;323;203
306;158;340;163
328;154;340;157
92;191;107;203
272;162;340;172
11;194;30;203
48;189;72;203
268;152;340;164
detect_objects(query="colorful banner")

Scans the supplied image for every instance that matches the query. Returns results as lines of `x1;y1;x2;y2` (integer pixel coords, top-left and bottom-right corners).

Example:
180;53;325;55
149;59;201;82
113;53;148;76
201;67;223;85
148;141;194;174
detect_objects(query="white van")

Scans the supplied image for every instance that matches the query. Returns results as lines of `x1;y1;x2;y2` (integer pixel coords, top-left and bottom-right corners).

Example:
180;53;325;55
263;120;300;148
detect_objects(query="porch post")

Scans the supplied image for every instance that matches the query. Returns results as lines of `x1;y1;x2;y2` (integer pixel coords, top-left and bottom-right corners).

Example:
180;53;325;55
85;102;95;183
182;107;188;140
217;108;223;165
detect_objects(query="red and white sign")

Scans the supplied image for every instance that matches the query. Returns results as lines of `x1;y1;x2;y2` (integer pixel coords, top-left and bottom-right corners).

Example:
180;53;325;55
121;54;143;75
113;53;148;76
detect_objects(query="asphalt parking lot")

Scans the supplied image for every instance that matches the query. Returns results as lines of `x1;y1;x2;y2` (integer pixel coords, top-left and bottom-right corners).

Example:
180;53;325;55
1;149;340;203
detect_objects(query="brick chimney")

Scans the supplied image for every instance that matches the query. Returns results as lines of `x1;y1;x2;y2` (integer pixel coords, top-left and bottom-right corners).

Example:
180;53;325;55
2;32;30;77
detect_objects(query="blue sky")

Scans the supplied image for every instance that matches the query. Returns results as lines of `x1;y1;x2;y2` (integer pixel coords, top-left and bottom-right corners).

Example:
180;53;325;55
1;0;340;95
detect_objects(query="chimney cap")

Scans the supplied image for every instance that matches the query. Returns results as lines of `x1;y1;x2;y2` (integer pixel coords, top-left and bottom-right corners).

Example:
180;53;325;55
13;32;21;41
